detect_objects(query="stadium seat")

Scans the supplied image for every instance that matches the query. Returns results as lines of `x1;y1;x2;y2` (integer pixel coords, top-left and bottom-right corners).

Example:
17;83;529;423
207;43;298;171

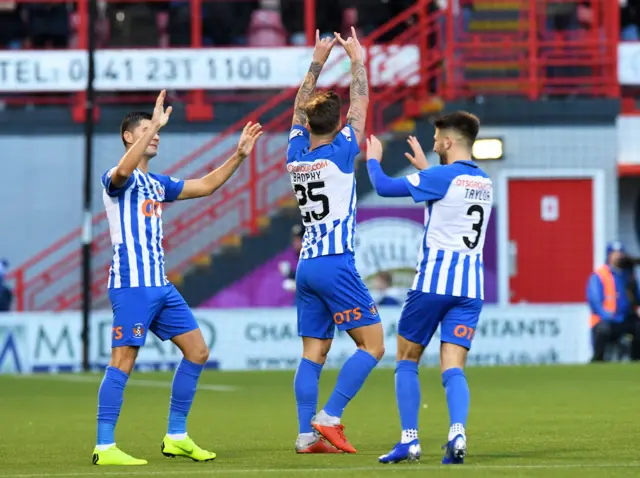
247;9;287;47
157;12;169;48
69;11;109;48
341;8;363;39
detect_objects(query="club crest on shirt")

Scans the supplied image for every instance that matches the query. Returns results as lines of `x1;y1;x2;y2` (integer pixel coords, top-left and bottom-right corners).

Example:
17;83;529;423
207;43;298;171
155;183;166;201
133;323;145;338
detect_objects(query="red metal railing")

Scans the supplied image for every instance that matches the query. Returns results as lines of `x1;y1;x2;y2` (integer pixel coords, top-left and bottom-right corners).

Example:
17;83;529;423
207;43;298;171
6;0;620;310
8;0;440;310
445;0;618;99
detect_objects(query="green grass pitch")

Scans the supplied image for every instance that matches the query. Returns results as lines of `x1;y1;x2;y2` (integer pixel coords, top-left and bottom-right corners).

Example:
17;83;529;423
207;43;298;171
1;364;639;477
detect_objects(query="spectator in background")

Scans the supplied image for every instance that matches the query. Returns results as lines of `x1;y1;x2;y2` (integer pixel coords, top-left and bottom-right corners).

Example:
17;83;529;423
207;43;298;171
620;0;640;41
370;271;401;306
278;223;304;293
587;241;640;362
0;259;13;312
24;2;70;48
0;2;25;49
282;0;340;45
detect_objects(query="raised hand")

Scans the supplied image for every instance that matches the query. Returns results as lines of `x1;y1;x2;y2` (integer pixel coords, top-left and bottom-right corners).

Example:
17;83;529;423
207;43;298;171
366;135;383;162
334;26;363;63
404;135;429;170
151;89;172;129
312;29;338;65
237;121;263;158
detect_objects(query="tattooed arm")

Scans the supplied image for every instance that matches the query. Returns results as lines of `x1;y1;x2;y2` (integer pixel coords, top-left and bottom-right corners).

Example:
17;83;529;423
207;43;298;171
292;61;323;127
335;27;368;144
345;60;369;144
292;31;337;127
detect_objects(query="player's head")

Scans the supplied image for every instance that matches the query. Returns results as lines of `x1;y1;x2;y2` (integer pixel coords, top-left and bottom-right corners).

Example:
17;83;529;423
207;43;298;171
432;111;480;164
303;91;342;138
120;112;160;158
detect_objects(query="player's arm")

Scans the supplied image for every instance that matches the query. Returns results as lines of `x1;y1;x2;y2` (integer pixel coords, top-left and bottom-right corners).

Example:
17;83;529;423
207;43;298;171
336;27;368;144
366;135;411;197
292;31;337;127
110;90;172;189
177;122;263;200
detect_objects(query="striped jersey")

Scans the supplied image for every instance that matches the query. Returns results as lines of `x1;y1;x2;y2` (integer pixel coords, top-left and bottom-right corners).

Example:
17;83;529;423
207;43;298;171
286;124;358;260
101;167;184;289
402;160;493;300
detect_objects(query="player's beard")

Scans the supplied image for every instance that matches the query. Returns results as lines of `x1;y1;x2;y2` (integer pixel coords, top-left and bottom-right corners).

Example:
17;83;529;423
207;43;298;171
438;151;448;165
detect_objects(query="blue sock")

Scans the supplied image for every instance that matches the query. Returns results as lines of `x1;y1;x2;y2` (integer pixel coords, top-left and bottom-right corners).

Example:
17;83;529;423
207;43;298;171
324;349;379;418
442;368;470;428
96;366;129;445
168;358;204;435
294;358;323;434
395;360;420;431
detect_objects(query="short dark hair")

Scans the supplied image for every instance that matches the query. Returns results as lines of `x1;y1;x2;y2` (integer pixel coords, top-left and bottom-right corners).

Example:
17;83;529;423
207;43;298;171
303;91;342;136
120;112;152;146
433;111;480;147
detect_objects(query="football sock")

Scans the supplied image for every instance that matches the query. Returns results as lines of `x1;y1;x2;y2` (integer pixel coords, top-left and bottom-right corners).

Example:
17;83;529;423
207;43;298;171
168;358;204;435
324;349;378;418
294;358;323;434
396;360;420;443
442;367;469;437
96;366;129;446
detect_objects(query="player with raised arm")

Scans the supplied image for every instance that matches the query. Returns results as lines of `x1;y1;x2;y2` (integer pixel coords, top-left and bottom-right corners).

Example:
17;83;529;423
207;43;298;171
287;28;385;455
93;90;262;466
366;112;492;465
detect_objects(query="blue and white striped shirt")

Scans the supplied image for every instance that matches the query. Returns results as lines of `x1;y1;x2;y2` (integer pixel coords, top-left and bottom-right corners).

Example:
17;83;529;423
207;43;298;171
402;161;493;300
101;168;184;288
286;125;359;260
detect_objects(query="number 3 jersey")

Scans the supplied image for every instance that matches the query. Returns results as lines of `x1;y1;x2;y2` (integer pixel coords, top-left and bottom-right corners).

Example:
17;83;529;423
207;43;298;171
286;124;359;260
403;161;493;300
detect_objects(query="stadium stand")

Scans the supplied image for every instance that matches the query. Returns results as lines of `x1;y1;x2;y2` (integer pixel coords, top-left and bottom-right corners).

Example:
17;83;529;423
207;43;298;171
2;0;620;311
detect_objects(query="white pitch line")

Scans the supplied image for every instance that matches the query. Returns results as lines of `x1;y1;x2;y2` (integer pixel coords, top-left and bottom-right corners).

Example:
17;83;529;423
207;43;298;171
4;463;640;478
12;374;236;392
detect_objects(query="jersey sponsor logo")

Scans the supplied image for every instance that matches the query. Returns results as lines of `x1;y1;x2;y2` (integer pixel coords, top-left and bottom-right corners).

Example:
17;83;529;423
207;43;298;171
112;326;123;340
170;177;180;183
333;307;362;325
287;160;328;182
289;128;305;141
133;323;145;338
406;173;420;187
141;199;162;218
455;178;492;189
453;324;475;341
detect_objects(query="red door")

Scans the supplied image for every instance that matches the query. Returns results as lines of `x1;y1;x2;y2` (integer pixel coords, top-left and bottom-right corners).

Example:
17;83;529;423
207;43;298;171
508;178;593;303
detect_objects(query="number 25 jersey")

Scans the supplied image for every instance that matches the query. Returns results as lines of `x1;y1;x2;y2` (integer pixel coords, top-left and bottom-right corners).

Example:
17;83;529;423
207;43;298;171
286;124;359;260
403;161;493;300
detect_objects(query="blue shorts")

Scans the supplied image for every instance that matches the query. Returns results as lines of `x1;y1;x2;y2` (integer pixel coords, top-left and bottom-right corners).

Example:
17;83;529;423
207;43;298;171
399;290;483;350
296;253;381;340
108;284;198;348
